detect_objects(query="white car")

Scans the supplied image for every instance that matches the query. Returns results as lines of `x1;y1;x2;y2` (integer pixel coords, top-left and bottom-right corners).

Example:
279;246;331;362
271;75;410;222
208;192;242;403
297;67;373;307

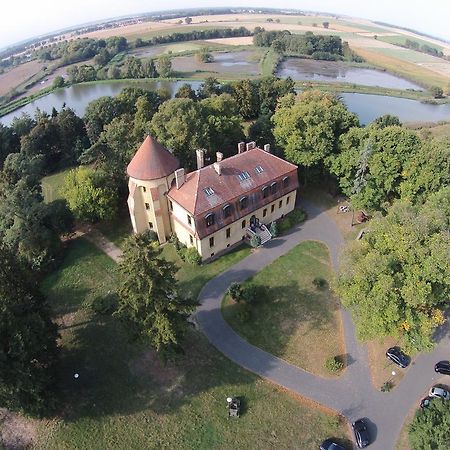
429;386;450;400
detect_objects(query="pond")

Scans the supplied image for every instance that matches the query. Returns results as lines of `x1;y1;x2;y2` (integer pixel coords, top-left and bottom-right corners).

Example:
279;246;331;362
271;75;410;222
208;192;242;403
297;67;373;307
2;80;450;127
277;58;423;91
171;50;260;76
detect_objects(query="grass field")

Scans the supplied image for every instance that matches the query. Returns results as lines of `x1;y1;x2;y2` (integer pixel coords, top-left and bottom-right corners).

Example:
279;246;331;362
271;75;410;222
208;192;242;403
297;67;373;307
41;168;72;203
34;238;351;450
0;60;45;96
222;241;345;377
377;34;444;52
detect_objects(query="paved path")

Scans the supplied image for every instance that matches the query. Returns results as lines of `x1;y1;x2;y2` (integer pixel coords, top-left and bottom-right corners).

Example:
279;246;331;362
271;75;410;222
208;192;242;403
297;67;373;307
195;200;450;450
83;229;123;262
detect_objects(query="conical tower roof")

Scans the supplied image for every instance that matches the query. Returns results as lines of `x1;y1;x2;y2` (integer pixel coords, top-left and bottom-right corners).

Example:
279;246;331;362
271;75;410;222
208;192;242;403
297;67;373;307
127;135;180;181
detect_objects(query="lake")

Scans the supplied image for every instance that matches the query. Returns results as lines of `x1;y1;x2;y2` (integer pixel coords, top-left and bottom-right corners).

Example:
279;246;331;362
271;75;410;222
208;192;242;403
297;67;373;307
277;58;423;91
2;80;450;126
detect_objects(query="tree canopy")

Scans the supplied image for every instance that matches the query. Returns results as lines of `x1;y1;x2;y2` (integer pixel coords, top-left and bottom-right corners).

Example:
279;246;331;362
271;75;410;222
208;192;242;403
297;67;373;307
337;193;450;351
116;231;197;353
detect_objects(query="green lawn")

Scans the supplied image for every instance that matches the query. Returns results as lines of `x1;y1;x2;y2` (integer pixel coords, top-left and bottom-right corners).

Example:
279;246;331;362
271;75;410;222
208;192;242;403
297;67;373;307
35;238;350;449
41;168;72;203
222;241;345;377
377;35;444;52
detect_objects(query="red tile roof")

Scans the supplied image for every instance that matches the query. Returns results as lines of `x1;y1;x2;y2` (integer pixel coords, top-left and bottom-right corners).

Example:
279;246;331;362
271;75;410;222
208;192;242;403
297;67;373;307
127;135;179;181
168;147;298;216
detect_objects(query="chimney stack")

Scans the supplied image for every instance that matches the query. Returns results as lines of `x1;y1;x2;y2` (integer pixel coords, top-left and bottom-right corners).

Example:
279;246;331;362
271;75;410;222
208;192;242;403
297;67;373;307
237;142;245;154
216;152;223;162
264;143;271;153
174;168;185;189
213;162;221;176
196;149;205;170
246;141;256;152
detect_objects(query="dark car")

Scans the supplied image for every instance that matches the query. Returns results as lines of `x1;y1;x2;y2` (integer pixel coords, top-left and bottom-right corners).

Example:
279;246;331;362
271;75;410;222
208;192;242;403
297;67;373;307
420;397;432;408
352;419;370;448
435;361;450;375
386;346;410;368
320;439;345;450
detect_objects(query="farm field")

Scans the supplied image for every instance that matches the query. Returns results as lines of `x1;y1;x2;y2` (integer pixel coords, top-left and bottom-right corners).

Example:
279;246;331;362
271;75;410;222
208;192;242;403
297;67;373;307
32;238;351;450
0;60;45;96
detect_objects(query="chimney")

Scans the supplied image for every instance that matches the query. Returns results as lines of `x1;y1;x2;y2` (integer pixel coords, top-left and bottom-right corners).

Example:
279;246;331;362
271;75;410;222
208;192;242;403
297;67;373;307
196;149;205;170
246;141;256;151
264;143;271;153
216;152;223;162
213;162;221;176
174;168;185;189
237;142;245;154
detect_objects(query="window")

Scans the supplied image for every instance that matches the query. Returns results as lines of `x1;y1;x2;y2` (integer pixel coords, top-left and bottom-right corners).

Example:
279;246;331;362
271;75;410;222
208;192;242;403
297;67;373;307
242;220;246;229
205;213;215;227
148;222;153;229
271;204;275;213
169;200;173;211
255;165;264;174
190;235;194;245
145;202;150;210
279;200;282;208
142;186;147;192
223;204;231;218
271;181;278;194
238;171;251;181
262;186;270;198
286;196;290;205
283;176;289;188
209;236;214;247
263;208;267;217
187;215;192;225
204;187;215;196
226;228;231;238
239;196;248;210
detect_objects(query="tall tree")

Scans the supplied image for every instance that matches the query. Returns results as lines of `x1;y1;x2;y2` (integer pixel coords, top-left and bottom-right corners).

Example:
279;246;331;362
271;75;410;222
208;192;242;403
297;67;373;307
0;244;58;415
117;232;197;352
156;55;172;78
337;195;450;351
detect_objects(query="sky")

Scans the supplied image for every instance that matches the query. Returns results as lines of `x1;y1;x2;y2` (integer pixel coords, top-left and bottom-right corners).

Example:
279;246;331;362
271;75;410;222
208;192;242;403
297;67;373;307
1;0;449;48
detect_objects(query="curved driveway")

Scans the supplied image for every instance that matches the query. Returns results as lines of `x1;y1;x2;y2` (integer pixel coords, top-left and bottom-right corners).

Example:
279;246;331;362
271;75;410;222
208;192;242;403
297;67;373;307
195;201;450;450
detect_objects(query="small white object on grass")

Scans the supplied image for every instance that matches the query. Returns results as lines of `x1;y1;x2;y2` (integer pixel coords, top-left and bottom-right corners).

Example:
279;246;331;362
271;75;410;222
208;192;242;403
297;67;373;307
226;397;232;403
74;373;79;379
392;371;396;376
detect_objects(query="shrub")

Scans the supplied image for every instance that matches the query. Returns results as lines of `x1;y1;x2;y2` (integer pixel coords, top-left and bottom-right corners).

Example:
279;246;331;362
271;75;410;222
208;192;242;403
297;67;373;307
325;356;344;373
381;381;393;392
313;277;328;290
228;282;243;302
241;283;260;304
269;220;278;237
250;233;261;248
278;207;307;234
143;229;158;242
90;292;118;315
184;247;201;265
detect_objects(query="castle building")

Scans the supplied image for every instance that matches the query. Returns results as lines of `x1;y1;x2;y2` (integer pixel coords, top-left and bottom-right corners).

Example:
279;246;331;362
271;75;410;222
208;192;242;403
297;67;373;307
127;135;299;261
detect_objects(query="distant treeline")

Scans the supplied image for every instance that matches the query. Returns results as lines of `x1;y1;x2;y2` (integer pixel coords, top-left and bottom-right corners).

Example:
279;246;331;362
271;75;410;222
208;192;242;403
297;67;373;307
398;38;444;59
254;29;343;61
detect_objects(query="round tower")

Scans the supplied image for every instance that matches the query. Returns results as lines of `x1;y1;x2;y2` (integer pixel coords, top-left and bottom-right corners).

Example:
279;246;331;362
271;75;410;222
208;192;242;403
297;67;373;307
127;135;180;244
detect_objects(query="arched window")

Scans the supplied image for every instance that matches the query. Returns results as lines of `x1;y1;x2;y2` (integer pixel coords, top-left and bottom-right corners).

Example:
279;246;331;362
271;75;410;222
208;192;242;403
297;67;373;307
205;213;215;227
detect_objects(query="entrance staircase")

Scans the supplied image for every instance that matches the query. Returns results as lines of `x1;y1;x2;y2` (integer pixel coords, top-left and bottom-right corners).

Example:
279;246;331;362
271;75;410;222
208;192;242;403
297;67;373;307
247;224;272;245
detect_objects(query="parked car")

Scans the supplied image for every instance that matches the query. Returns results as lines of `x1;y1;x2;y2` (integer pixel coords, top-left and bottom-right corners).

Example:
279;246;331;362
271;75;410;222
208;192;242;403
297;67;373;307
320;439;345;450
429;386;450;400
352;419;370;448
420;397;432;408
386;347;410;368
435;361;450;375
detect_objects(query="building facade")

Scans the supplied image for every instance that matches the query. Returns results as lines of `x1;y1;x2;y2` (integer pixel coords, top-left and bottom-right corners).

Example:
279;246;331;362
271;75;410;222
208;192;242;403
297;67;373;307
127;136;299;261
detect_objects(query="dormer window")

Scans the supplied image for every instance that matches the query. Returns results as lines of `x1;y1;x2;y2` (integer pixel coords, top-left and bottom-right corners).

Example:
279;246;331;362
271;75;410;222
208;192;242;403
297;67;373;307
239;196;248;210
238;171;250;181
223;204;231;218
205;213;215;227
283;176;289;188
255;166;264;174
271;181;278;194
262;186;270;198
204;187;214;196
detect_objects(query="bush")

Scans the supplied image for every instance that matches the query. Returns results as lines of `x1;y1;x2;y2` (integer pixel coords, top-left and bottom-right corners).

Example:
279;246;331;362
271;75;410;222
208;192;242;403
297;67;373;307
241;283;259;304
250;233;261;248
278;207;307;234
325;356;344;373
90;292;118;315
313;277;328;290
183;247;202;265
143;229;158;242
228;282;243;302
381;381;393;392
269;220;278;237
